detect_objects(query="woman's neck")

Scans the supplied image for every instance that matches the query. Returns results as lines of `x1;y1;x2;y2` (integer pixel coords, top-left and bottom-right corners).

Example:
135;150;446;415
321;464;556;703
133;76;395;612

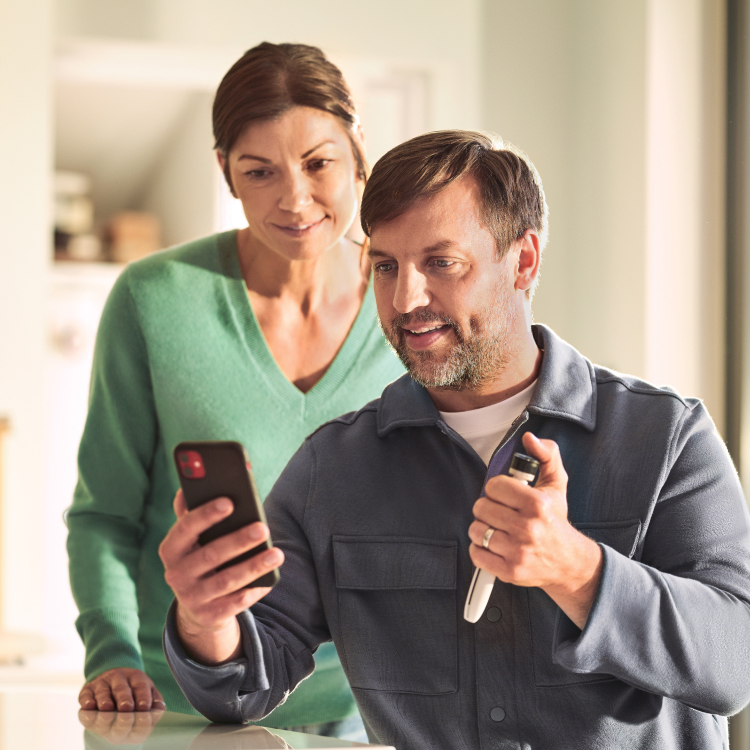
236;227;368;313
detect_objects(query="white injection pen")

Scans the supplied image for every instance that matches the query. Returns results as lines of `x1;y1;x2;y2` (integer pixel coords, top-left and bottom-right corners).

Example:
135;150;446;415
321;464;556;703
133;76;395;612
464;452;540;623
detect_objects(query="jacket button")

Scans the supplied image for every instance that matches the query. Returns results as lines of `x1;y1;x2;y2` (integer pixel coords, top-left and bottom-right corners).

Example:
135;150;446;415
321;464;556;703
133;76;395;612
490;707;506;722
486;607;502;622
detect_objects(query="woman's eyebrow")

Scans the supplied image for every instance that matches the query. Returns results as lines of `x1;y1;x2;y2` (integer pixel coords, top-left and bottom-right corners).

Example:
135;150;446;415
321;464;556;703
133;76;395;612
302;140;335;158
237;153;271;164
236;140;335;164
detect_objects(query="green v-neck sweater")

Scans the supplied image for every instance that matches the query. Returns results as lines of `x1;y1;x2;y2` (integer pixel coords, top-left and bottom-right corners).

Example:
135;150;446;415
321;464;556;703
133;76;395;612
66;231;405;723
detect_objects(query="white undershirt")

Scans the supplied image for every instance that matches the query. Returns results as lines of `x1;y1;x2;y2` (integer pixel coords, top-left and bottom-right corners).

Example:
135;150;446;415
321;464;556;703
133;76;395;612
439;380;537;466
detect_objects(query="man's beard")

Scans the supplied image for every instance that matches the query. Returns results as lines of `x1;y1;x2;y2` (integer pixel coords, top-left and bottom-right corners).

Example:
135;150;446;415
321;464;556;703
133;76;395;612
382;286;517;392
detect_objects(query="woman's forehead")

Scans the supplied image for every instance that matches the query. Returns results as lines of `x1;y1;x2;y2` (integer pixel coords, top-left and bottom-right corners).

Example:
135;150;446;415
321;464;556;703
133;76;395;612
231;107;351;158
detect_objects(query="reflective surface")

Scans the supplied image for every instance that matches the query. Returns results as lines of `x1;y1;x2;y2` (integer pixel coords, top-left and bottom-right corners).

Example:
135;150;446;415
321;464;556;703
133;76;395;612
0;690;392;749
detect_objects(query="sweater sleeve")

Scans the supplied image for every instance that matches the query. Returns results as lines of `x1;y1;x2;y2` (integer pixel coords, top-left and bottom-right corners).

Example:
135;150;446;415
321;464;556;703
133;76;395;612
65;269;159;679
164;441;329;722
553;401;750;715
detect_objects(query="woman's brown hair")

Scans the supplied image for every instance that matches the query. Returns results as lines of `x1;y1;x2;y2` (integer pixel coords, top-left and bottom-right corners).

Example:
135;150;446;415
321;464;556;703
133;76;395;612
213;42;367;196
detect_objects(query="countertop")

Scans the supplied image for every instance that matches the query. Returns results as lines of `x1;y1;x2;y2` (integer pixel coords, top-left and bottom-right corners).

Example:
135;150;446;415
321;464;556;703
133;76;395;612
0;688;394;749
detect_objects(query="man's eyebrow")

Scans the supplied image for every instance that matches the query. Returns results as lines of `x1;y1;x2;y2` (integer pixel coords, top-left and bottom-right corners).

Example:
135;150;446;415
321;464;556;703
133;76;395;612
368;240;456;259
236;140;335;164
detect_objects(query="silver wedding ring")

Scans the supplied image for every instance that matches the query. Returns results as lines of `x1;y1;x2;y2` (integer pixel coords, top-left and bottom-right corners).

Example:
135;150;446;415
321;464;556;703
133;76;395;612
482;527;495;549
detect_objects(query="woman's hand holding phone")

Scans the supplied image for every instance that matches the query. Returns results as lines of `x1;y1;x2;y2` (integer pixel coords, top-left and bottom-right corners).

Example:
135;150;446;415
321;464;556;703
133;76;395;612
158;489;284;666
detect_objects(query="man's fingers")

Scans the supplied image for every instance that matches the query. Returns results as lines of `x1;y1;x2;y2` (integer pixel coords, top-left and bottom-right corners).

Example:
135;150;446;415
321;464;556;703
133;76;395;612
164;522;275;594
468;520;509;553
174;546;283;618
174;488;188;517
520;432;568;490
160;496;234;566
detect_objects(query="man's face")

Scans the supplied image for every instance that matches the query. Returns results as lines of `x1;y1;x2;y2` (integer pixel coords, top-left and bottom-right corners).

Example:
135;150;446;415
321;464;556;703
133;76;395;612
368;177;523;392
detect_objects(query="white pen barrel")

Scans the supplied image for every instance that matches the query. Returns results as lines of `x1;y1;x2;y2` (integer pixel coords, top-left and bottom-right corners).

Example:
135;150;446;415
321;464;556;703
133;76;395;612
463;451;540;624
464;567;496;623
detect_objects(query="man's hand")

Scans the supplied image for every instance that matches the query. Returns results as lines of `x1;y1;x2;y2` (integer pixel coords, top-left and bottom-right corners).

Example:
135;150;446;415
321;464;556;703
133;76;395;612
469;432;603;629
78;668;165;712
158;490;284;665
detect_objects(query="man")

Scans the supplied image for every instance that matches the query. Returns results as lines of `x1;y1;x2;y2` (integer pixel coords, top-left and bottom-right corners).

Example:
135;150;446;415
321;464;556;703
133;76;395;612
160;131;750;749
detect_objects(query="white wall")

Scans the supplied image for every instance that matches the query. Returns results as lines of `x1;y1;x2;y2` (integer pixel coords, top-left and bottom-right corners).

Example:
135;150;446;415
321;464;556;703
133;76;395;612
482;0;648;374
645;0;726;431
140;91;217;248
482;0;726;432
0;0;53;635
56;0;483;130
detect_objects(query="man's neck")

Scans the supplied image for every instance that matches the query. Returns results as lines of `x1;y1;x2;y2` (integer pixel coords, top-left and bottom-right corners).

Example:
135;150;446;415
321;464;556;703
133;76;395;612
427;330;542;413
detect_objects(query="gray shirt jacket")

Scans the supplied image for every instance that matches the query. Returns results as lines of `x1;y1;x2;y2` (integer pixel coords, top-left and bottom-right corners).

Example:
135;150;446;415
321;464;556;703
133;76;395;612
165;325;750;750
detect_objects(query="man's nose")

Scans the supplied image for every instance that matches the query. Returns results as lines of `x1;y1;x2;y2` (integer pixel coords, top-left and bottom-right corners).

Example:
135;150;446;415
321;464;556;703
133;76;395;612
278;172;313;213
393;266;430;313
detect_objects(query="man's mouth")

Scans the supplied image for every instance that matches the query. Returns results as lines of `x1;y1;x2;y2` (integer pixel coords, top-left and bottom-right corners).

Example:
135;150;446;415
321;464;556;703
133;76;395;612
404;324;451;336
397;321;455;352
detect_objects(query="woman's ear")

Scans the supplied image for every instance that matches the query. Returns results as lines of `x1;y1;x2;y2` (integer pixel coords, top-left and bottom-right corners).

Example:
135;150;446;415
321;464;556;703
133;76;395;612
350;124;367;183
216;151;237;198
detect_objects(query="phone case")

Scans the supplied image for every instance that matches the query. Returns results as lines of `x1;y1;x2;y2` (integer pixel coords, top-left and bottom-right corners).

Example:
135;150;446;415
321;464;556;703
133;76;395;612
173;440;279;588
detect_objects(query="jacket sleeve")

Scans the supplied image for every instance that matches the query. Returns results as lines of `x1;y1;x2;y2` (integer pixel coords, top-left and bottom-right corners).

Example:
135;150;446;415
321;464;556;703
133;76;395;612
164;441;329;723
553;400;750;715
65;270;158;679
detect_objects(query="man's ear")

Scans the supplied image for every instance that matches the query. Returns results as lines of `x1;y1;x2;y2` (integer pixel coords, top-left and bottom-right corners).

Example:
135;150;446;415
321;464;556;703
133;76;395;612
514;229;541;292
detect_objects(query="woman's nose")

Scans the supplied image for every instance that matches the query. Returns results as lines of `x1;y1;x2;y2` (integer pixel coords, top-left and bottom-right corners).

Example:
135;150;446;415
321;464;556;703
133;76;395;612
393;267;430;314
277;172;313;213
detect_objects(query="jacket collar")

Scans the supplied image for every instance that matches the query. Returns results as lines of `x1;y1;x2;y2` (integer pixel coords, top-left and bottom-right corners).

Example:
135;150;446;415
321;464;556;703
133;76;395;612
376;324;597;437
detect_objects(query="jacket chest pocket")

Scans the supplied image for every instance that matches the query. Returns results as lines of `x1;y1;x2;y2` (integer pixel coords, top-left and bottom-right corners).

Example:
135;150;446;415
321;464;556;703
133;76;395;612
529;520;642;688
333;536;458;694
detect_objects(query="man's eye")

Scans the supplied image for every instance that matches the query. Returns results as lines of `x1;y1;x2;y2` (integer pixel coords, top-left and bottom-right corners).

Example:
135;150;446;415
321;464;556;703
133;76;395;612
374;262;395;274
433;259;454;268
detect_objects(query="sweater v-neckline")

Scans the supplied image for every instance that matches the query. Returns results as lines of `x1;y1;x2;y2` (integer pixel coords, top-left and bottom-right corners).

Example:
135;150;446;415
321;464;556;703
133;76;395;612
218;230;377;416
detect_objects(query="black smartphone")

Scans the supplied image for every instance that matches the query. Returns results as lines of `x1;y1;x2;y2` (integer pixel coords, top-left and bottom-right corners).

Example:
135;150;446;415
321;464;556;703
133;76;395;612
173;440;279;588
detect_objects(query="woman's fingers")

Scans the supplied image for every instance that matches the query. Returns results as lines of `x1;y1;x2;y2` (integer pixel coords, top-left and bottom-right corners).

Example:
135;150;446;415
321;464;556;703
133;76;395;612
78;668;165;713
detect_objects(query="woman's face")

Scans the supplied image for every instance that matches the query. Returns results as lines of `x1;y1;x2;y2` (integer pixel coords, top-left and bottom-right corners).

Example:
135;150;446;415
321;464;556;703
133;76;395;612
221;106;363;263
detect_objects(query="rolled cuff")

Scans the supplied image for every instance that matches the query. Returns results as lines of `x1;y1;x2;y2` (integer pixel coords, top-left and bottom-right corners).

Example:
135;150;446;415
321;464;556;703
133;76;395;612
163;600;270;723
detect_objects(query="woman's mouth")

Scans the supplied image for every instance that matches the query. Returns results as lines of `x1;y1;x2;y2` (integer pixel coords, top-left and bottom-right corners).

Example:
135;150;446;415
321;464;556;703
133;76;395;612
274;218;325;237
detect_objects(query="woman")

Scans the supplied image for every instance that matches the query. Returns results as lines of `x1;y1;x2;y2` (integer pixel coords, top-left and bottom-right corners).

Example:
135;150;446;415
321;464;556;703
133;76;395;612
66;42;404;738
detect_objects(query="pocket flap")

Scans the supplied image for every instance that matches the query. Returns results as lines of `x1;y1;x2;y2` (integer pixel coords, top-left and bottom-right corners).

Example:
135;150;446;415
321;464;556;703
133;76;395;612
333;536;457;590
574;520;641;558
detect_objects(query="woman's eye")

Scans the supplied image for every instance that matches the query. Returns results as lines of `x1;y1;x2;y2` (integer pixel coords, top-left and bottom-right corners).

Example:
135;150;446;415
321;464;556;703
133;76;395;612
244;169;271;179
307;159;331;172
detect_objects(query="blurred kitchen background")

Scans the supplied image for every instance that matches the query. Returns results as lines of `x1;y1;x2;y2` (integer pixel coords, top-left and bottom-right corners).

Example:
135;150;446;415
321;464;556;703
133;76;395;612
3;0;750;742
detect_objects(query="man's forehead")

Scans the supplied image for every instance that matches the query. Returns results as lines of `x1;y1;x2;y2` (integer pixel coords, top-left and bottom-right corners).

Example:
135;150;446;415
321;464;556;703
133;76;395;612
370;177;482;233
368;180;488;256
